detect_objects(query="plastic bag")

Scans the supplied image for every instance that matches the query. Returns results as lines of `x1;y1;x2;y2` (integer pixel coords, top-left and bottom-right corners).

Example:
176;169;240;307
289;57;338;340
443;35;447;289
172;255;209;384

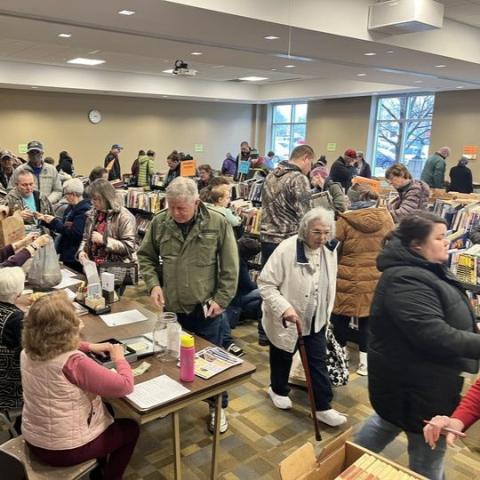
28;241;62;290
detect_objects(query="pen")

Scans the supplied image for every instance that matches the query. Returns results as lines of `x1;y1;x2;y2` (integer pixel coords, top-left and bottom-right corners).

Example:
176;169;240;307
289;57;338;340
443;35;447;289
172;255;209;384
423;420;466;437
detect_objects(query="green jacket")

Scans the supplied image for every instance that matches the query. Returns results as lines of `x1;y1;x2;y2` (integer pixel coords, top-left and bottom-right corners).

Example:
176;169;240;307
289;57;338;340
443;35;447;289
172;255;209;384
137;155;154;187
137;203;239;313
420;152;446;189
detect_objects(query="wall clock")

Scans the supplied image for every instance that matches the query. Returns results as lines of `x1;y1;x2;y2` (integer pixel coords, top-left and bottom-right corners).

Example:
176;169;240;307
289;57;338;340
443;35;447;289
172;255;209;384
88;109;102;124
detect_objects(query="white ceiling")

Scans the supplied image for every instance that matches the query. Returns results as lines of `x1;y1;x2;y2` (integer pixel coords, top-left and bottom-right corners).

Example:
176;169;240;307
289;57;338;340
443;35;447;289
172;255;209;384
0;0;479;102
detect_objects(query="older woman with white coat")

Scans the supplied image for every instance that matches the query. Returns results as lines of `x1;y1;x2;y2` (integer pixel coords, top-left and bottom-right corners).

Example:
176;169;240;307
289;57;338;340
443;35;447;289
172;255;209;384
258;207;347;427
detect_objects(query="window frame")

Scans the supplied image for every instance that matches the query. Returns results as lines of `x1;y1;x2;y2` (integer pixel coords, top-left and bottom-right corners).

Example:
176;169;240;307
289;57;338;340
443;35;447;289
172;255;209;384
369;93;435;178
269;102;308;161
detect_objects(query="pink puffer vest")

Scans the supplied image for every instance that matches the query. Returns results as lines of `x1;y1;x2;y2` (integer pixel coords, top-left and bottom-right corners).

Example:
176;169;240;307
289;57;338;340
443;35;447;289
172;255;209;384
21;349;113;450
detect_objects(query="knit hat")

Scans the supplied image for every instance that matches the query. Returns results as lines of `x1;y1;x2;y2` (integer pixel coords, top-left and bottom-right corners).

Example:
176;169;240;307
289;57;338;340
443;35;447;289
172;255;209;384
344;148;357;158
63;178;84;195
311;165;329;179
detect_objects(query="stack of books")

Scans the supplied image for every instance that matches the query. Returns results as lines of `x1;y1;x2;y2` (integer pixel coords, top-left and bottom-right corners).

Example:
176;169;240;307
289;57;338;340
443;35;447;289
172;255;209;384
335;453;421;480
119;188;166;213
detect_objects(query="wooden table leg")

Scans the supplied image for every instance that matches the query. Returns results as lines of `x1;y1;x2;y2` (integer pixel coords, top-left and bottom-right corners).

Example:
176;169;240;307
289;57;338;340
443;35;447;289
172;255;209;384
210;394;222;480
172;411;182;480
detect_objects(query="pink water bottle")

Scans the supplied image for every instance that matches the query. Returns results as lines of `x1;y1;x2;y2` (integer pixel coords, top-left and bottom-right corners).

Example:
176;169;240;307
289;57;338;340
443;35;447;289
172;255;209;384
180;334;195;382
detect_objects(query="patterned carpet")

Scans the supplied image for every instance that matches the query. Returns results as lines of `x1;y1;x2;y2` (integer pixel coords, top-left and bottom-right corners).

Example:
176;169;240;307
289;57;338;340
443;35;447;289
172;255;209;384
119;288;480;480
1;285;479;479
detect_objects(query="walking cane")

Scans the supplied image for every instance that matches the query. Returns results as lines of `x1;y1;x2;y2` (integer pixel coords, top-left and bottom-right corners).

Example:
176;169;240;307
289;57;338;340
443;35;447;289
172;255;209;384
284;317;322;441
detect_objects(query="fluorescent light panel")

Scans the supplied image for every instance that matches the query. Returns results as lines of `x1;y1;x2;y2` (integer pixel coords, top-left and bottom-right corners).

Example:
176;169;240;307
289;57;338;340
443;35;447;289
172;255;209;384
238;76;269;81
58;33;71;38
364;52;377;56
118;10;135;15
284;64;296;68
67;57;105;66
190;52;203;56
264;35;279;40
162;69;174;74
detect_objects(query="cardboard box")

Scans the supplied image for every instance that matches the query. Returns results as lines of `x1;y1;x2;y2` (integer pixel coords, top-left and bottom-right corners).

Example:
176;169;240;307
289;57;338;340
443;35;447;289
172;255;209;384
279;429;427;480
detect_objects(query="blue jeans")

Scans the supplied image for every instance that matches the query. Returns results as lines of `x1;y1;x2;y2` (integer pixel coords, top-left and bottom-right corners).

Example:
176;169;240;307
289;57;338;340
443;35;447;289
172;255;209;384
355;413;446;480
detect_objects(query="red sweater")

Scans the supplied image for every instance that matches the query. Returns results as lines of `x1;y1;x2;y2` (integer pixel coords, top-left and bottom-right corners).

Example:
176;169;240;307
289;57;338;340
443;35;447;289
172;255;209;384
452;378;480;430
62;342;133;397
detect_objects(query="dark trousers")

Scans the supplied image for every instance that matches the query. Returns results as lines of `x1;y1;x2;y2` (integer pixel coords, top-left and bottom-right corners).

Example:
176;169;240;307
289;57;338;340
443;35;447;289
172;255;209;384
331;314;369;352
269;327;333;411
177;305;228;408
261;241;279;267
28;419;139;480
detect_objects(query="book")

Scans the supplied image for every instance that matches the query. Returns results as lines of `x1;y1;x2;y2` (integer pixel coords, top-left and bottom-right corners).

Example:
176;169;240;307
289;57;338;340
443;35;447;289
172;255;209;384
195;346;243;380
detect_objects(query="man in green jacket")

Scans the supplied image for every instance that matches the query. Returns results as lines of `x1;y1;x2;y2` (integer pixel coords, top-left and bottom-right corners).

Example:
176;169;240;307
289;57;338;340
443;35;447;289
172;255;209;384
420;146;451;189
138;176;239;432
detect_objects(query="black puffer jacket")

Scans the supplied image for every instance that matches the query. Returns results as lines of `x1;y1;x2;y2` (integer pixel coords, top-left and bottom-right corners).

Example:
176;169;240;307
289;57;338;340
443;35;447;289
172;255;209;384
368;236;480;433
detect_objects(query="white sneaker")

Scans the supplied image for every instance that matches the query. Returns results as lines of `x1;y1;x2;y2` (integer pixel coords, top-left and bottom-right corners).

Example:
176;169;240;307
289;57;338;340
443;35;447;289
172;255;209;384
357;352;368;376
268;387;292;410
356;363;368;376
208;407;229;434
315;409;347;427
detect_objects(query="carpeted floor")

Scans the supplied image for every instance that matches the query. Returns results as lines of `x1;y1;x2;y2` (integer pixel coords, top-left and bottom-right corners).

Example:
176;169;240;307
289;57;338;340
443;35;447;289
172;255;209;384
120;287;480;480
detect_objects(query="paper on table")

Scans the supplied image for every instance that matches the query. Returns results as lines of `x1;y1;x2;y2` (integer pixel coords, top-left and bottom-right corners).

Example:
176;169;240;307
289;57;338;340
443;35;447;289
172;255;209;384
54;274;82;290
125;374;190;410
100;309;148;327
61;269;76;278
64;289;76;301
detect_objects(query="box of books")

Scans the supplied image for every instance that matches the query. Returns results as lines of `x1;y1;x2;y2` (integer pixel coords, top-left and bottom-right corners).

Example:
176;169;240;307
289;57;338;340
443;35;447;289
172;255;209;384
279;430;427;480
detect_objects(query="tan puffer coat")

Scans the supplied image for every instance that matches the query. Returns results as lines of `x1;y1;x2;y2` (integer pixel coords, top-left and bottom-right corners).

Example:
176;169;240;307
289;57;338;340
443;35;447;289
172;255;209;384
333;207;394;317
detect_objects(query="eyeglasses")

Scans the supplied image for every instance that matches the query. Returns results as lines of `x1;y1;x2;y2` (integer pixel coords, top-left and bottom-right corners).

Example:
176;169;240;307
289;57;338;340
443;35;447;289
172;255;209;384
309;230;330;237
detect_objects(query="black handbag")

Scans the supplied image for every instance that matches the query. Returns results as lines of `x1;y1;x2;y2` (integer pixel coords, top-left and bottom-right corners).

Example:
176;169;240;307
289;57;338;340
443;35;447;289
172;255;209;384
325;324;349;387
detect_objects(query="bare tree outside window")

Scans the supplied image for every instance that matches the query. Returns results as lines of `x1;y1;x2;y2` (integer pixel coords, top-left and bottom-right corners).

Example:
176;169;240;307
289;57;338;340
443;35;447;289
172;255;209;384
373;95;435;178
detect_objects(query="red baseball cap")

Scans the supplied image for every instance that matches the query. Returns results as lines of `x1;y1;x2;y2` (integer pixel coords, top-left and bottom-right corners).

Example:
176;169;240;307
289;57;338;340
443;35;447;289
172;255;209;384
344;148;357;158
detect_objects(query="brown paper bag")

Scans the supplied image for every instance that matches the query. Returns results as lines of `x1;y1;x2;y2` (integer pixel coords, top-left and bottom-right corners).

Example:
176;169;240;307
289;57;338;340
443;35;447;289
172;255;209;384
0;212;25;248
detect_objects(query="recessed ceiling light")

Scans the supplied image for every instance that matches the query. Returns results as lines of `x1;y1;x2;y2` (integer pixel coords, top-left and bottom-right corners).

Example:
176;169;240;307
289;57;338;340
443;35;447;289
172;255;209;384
357;73;367;77
67;57;105;66
456;86;464;89
118;9;135;15
162;95;169;98
264;35;279;40
238;76;269;81
191;52;203;56
386;50;394;54
271;68;277;71
31;86;38;89
364;52;377;56
435;64;446;68
284;64;296;68
414;80;423;83
162;69;174;74
58;33;71;38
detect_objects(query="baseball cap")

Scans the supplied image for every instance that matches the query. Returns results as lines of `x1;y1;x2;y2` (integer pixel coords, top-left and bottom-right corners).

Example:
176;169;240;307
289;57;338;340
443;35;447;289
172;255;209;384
111;144;123;150
0;150;13;160
27;140;44;152
344;148;357;158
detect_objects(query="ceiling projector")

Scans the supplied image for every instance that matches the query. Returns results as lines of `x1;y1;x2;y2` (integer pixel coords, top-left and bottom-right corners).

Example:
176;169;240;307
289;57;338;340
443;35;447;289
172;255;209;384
173;59;197;77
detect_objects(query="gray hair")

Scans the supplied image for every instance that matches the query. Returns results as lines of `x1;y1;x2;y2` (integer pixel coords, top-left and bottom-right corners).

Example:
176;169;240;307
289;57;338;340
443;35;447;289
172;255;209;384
166;177;199;202
16;170;34;183
63;178;84;196
0;267;25;303
89;179;120;210
298;207;336;242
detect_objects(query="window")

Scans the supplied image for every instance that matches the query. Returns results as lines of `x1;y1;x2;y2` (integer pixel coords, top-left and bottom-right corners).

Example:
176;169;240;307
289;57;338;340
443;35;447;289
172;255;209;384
271;103;308;162
371;94;435;178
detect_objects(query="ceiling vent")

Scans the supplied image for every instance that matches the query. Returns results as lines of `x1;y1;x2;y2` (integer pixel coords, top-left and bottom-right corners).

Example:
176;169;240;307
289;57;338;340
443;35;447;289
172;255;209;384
368;0;444;35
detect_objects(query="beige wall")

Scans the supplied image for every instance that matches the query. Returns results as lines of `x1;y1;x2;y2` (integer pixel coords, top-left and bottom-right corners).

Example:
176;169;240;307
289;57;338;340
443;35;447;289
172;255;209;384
0;89;254;176
430;90;480;181
306;96;371;162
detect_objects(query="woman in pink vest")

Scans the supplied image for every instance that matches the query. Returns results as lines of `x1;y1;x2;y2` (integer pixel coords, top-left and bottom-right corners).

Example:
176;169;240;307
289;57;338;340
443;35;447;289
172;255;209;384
21;292;139;480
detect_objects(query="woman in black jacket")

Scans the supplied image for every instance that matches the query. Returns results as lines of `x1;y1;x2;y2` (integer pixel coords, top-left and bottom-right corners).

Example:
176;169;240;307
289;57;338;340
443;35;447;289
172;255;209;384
355;211;480;480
